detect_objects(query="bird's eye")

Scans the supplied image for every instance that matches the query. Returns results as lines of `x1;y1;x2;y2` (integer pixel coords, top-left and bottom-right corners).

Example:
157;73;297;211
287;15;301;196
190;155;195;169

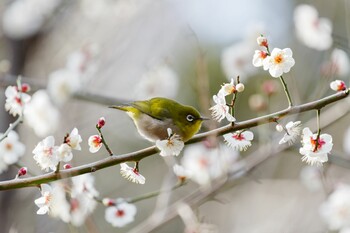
186;114;195;122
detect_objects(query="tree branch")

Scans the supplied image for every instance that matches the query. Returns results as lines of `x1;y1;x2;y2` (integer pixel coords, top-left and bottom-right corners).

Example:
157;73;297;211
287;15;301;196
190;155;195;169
0;88;348;191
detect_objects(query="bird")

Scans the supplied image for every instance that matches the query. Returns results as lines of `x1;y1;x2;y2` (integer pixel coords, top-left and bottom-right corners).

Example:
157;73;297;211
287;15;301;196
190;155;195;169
110;97;207;142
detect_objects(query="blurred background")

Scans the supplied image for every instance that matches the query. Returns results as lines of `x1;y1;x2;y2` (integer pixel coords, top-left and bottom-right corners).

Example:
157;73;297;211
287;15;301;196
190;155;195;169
0;0;350;232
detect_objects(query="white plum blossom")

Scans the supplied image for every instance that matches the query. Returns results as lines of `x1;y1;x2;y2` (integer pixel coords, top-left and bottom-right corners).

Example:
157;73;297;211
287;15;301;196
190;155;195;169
223;131;254;151
263;48;295;78
69;174;99;226
322;49;350;77
133;63;179;99
320;184;350;231
49;184;71;222
221;41;258;82
156;128;184;157
278;121;302;145
299;127;333;166
57;143;73;163
120;163;145;184
105;201;137;228
218;79;245;95
4;85;31;117
294;4;332;50
72;173;99;198
66;128;82;150
174;143;240;186
49;174;99;226
209;94;235;122
173;164;190;180
330;80;347;92
2;0;61;40
66;44;99;77
219;78;236;96
252;50;268;67
330;49;350;77
88;135;102;153
47;69;81;106
24;90;60;137
32;136;59;171
35;184;54;215
0;131;25;173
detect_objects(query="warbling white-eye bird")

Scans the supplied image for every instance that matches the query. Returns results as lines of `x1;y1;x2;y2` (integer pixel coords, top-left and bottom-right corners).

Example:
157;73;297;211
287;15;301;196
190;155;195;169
110;97;207;142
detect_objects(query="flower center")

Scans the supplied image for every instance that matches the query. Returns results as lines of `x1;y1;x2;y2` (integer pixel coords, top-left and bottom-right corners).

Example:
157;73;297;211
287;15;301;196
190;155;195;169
274;53;283;64
198;157;208;168
132;168;140;176
233;133;245;141
15;96;22;105
116;209;125;217
259;51;268;59
44;147;53;156
5;143;13;151
93;136;102;146
44;193;52;204
70;198;80;212
310;137;325;152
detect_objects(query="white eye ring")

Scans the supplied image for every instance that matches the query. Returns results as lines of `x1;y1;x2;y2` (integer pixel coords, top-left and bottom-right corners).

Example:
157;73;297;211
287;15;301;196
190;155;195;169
186;114;195;122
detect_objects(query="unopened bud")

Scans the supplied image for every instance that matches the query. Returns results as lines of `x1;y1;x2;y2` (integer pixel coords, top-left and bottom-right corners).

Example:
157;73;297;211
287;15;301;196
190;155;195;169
97;117;106;129
18;167;27;177
63;164;72;169
257;35;268;47
276;124;284;132
330;80;347;91
20;83;31;93
102;198;116;206
236;83;245;92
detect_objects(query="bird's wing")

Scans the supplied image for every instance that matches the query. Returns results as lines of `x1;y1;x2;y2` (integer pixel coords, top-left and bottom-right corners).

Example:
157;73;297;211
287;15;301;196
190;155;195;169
131;99;171;120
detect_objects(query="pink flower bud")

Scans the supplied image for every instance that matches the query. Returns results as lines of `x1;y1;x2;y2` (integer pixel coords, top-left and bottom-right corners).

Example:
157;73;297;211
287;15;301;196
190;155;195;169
102;198;116;206
257;35;268;47
18;167;27;177
63;164;72;169
21;83;31;93
330;80;347;91
97;117;106;129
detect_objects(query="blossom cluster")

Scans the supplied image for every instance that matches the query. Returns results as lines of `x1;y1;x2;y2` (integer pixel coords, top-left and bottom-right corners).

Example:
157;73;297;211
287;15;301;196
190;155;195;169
34;174;99;226
252;35;295;78
209;78;243;123
47;44;99;107
33;128;82;171
173;142;241;186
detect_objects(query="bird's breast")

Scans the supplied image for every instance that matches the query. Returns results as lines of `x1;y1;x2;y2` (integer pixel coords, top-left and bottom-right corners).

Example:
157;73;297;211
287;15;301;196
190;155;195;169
133;114;181;142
